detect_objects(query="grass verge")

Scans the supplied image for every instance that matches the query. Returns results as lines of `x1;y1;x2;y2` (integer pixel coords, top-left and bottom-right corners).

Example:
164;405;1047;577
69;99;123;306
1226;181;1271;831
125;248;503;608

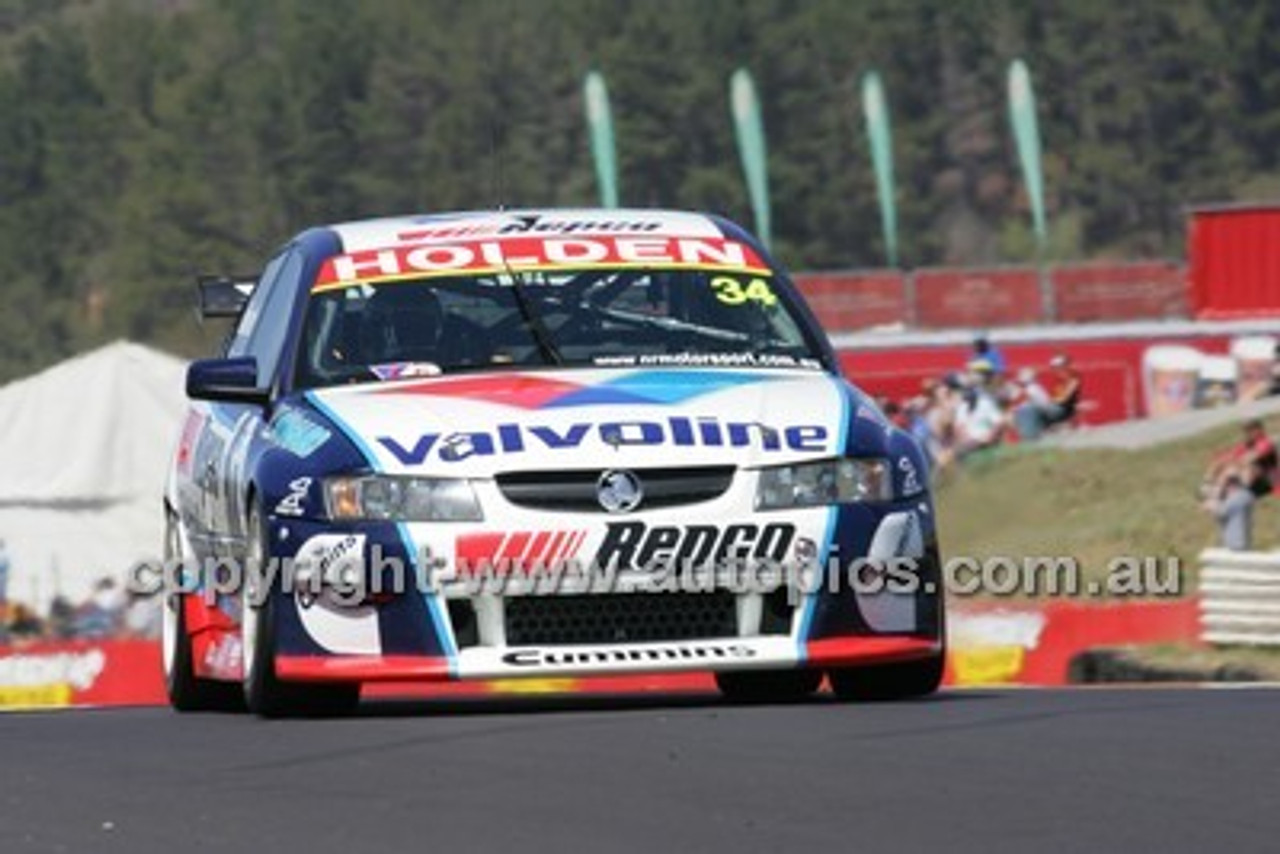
934;415;1280;595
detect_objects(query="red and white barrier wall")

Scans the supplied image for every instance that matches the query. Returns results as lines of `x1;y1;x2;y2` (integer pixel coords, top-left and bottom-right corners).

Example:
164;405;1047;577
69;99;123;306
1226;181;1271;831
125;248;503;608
792;261;1188;332
836;322;1280;425
0;640;165;710
0;599;1201;710
944;600;1200;686
793;261;1279;425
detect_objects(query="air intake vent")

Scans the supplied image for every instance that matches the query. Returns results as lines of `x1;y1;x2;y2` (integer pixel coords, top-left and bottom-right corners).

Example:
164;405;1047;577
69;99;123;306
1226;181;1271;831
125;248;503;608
496;466;734;512
505;592;737;646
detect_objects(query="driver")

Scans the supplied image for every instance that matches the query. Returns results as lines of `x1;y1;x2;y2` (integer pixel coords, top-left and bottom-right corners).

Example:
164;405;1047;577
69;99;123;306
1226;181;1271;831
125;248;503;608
359;283;445;366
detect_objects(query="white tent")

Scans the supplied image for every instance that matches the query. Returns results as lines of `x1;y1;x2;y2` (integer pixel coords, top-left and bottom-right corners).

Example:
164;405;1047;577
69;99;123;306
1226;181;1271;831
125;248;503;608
0;341;188;612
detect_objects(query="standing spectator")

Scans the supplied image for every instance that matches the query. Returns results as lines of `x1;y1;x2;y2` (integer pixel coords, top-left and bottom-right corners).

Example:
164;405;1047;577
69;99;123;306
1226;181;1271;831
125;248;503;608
970;333;1007;376
1204;472;1255;551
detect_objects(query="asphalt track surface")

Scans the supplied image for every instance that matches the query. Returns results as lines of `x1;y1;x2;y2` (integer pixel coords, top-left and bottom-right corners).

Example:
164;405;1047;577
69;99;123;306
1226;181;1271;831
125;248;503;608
2;688;1278;853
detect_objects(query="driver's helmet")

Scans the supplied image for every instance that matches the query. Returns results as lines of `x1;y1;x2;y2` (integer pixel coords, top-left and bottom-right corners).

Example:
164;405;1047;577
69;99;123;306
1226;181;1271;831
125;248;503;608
359;284;444;364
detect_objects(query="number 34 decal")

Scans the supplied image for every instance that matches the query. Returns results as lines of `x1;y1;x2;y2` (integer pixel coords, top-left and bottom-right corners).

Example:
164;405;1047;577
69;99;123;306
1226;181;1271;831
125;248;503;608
710;276;777;306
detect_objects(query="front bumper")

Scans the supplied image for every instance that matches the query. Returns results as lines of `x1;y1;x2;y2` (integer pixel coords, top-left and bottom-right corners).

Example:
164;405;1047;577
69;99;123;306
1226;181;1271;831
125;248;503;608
276;635;942;683
264;493;944;683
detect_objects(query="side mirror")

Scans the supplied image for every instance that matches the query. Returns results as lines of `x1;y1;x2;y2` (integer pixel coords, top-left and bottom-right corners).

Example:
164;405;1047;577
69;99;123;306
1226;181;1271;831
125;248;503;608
186;357;270;405
196;274;257;320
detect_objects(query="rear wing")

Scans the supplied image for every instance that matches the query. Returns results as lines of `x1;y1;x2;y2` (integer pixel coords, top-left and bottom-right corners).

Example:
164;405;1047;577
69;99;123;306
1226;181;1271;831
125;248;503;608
196;274;257;320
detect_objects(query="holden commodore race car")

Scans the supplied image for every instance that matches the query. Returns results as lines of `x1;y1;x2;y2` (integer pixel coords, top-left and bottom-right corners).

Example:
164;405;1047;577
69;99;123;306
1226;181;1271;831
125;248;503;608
163;208;944;716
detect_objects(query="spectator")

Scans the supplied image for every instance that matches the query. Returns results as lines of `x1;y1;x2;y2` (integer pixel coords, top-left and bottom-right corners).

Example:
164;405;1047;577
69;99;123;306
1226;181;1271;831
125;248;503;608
1204;472;1255;551
47;594;75;640
904;396;934;460
1204;418;1277;500
954;364;1005;458
970;333;1007;376
922;377;961;468
1045;354;1082;423
71;577;125;639
1015;354;1082;438
881;399;911;431
7;603;44;642
123;590;162;640
1013;367;1053;440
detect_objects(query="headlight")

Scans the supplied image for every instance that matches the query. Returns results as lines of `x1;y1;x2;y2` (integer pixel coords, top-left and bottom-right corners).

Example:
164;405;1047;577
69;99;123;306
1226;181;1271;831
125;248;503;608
755;458;893;509
324;475;483;522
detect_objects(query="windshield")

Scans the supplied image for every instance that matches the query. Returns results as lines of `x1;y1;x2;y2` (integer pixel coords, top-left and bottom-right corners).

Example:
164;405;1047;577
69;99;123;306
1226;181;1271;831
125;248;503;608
293;266;825;390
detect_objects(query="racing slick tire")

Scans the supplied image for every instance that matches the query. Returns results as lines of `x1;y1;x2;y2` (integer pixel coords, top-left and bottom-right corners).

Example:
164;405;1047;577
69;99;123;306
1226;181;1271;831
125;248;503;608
163;513;244;712
242;502;360;718
164;592;246;712
827;650;945;702
715;668;823;704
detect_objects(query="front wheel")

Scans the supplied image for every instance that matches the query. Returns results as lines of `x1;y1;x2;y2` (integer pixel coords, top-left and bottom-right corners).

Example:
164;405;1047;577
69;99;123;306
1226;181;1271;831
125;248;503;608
164;591;246;712
828;651;945;702
162;511;244;712
241;502;360;718
715;669;823;704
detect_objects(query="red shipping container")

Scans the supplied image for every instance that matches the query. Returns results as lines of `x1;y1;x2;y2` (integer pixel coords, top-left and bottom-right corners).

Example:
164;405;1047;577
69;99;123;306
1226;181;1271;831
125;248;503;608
1190;205;1280;319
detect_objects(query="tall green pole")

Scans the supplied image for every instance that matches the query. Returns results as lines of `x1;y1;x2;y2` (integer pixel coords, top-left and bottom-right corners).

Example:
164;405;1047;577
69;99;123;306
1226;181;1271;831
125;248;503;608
861;70;899;267
583;70;619;208
730;68;771;250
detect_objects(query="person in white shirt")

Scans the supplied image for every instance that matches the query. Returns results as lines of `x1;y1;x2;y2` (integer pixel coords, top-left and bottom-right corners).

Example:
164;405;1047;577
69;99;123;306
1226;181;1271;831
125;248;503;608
1013;367;1053;439
954;363;1005;458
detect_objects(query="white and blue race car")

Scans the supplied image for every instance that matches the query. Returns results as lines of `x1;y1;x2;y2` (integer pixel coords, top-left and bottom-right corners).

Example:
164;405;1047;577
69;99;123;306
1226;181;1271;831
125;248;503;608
163;209;944;716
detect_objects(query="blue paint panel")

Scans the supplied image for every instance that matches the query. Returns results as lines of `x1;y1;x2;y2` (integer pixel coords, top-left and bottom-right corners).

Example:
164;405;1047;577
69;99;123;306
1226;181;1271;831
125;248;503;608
541;386;655;408
270;409;332;458
304;391;457;667
537;370;772;409
795;377;854;659
795;506;840;657
602;370;770;404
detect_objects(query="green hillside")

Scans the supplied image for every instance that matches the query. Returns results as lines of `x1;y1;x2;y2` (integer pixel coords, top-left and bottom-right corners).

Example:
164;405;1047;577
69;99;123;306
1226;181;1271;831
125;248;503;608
936;417;1280;598
1;1;1279;380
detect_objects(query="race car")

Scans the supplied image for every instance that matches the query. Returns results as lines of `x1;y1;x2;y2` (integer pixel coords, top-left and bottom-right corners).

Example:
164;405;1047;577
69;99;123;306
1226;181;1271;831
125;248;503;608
163;208;945;716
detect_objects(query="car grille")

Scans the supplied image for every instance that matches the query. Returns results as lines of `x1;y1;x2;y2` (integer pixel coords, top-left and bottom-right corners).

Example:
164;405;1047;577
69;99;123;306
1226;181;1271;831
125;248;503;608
504;592;737;646
495;466;734;512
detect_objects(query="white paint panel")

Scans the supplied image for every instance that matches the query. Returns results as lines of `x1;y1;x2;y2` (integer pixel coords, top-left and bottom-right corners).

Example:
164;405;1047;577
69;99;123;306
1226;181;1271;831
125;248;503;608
455;636;798;679
330;209;724;252
295;598;382;656
857;510;923;633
